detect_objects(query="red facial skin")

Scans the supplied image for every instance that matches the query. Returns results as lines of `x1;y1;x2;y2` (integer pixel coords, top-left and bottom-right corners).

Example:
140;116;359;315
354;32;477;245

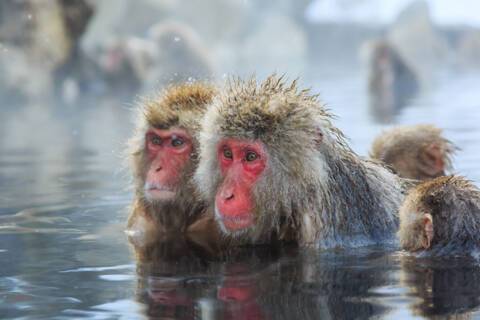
144;128;192;201
215;139;267;231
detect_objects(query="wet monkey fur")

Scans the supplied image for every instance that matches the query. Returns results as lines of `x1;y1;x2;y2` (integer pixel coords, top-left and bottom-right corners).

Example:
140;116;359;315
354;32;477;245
195;75;406;248
370;124;456;180
126;83;217;245
398;175;480;256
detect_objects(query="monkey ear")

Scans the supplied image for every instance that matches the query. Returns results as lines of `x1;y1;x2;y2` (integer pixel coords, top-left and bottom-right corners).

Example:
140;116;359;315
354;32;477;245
419;143;445;177
421;213;434;249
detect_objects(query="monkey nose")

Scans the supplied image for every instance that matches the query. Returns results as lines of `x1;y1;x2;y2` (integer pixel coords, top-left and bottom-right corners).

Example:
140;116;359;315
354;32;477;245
221;190;234;201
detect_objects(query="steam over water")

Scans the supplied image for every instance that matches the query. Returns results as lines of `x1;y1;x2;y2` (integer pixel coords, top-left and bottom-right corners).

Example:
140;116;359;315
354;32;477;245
1;71;480;319
2;0;480;317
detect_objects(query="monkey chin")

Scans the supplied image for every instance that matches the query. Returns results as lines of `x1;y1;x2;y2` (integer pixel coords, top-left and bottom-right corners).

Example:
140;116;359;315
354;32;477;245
214;206;254;234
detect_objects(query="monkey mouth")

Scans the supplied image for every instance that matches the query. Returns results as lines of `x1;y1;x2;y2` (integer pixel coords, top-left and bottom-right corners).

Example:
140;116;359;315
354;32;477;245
215;207;254;231
144;183;176;200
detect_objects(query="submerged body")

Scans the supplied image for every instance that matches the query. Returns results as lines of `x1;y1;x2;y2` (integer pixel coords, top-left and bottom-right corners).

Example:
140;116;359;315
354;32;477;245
195;75;406;248
398;175;480;256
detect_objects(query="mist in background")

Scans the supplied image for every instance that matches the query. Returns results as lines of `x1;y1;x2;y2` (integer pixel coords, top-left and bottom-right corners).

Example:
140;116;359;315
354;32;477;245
1;0;480;203
2;1;480;319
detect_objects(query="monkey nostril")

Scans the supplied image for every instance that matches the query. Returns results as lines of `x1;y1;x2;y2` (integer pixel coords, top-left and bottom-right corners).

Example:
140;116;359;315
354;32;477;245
155;166;162;172
221;192;234;201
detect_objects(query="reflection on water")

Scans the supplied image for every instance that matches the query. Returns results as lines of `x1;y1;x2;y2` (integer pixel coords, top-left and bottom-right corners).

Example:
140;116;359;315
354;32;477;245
135;242;394;320
1;73;480;319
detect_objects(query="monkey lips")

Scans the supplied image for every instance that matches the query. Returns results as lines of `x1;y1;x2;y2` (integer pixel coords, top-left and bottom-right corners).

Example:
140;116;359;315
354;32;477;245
144;182;176;201
215;206;255;231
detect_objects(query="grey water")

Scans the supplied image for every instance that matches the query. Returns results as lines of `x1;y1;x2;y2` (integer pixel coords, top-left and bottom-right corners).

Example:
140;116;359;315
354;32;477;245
1;72;480;319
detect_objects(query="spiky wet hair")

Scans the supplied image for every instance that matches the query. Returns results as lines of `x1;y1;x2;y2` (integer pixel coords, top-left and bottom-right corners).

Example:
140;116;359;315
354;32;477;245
195;75;402;245
141;82;216;130
399;175;480;255
197;74;352;184
370;124;456;179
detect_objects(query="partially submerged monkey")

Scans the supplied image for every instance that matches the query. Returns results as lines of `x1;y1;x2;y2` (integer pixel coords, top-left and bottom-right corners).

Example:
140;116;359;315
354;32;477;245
367;40;419;123
370;124;456;180
398;176;480;254
398;175;480;255
126;83;219;247
195;75;406;248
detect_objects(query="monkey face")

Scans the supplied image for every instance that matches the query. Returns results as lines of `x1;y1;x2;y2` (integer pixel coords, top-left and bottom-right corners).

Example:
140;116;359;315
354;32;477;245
214;138;267;233
144;127;193;202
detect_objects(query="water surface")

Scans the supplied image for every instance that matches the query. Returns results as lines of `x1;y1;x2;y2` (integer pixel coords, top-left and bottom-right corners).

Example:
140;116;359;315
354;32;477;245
1;73;480;319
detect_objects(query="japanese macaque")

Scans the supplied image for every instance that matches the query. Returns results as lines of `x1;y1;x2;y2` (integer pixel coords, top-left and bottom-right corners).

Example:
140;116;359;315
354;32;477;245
126;83;219;248
194;75;405;248
370;124;456;180
367;40;419;123
0;0;70;102
98;37;156;98
53;0;98;104
145;21;213;89
398;175;480;255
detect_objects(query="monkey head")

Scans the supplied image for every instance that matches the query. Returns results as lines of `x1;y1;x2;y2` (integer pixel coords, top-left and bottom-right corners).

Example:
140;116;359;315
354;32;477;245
195;75;360;244
370;124;456;180
398;176;480;254
130;83;216;210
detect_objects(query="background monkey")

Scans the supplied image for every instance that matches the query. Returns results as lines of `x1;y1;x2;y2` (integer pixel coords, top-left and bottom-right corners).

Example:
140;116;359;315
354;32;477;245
398;175;480;255
144;21;214;91
370;124;456;180
367;40;419;123
126;83;217;247
195;75;406;248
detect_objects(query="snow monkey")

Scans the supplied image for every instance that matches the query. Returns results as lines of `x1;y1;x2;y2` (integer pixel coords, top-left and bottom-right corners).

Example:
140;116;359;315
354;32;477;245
194;75;406;248
370;124;456;180
126;82;218;246
398;175;480;256
367;40;419;123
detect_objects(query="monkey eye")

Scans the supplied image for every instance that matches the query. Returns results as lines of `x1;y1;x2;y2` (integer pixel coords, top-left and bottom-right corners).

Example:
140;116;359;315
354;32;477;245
245;151;258;162
223;147;233;159
151;135;162;145
171;137;185;147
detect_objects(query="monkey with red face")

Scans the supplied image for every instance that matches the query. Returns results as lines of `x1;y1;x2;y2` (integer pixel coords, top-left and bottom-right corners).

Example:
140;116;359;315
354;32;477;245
195;75;406;248
126;83;218;248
